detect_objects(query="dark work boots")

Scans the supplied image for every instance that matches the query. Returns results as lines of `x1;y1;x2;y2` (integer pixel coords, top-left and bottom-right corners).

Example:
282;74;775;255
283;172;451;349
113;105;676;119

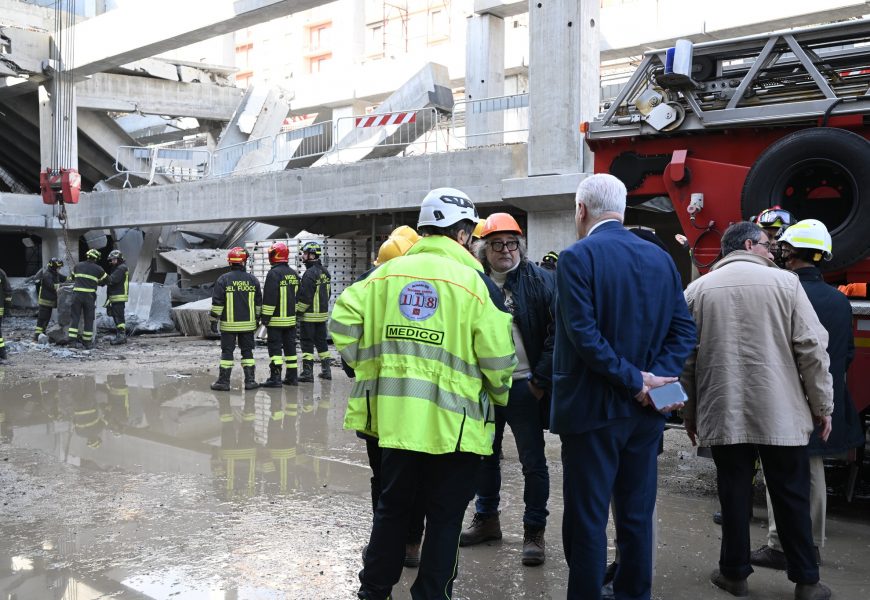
262;363;283;388
211;367;232;391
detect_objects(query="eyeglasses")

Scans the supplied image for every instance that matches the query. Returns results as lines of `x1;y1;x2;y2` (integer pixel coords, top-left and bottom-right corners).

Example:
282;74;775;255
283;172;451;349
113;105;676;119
488;240;520;252
751;240;772;250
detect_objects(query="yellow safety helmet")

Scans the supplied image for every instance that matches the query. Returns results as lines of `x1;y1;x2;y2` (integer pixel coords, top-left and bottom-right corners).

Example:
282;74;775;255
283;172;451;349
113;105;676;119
472;219;486;239
778;219;832;262
374;235;416;266
391;225;421;245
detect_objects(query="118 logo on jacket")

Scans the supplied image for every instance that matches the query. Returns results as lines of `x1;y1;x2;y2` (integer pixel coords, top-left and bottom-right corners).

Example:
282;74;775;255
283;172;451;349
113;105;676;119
399;281;439;321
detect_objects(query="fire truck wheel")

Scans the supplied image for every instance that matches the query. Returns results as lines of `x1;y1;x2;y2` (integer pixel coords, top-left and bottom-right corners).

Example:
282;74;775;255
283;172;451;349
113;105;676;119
742;127;870;273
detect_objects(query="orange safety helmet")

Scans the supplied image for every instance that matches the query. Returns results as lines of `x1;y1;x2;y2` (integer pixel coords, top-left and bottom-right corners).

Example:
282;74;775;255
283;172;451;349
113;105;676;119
227;246;249;265
268;242;290;264
480;213;523;238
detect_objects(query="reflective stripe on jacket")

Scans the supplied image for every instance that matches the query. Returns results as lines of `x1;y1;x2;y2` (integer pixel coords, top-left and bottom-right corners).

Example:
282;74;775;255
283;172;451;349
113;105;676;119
71;260;107;294
210;268;262;332
0;268;11;316
330;235;517;456
262;263;299;328
106;264;129;303
38;269;66;307
296;260;331;322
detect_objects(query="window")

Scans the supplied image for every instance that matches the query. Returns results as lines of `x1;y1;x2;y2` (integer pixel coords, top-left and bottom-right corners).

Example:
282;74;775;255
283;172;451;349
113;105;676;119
367;24;384;56
309;22;332;51
308;53;332;74
428;8;448;42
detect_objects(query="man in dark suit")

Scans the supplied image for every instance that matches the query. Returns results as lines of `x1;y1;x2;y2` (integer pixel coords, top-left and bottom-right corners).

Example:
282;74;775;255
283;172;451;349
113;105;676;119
552;174;697;600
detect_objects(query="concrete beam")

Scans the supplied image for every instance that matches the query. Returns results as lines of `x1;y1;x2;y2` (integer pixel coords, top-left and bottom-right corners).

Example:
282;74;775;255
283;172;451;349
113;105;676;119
67;145;528;230
0;193;56;230
68;0;333;78
76;73;244;119
465;14;506;147
77;109;144;178
474;0;528;19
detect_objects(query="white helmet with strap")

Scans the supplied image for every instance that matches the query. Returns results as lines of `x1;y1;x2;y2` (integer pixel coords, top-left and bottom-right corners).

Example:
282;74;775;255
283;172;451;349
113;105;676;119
778;219;832;261
418;187;478;228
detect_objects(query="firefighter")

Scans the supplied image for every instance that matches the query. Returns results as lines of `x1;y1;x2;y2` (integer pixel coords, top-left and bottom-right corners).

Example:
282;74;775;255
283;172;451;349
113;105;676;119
209;247;263;391
34;257;66;341
260;241;300;387
69;249;107;350
331;187;517;600
104;249;129;345
540;251;559;271
296;241;332;382
0;266;10;361
753;205;795;257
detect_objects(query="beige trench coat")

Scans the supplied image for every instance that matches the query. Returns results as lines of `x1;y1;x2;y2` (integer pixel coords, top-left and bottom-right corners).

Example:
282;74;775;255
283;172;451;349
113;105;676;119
680;251;833;447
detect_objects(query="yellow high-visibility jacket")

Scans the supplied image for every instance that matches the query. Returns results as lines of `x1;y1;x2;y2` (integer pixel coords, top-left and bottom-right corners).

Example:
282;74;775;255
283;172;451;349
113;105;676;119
330;235;517;456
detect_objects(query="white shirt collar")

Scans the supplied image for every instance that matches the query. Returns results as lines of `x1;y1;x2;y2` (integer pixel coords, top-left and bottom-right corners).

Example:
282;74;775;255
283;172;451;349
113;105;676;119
586;218;621;237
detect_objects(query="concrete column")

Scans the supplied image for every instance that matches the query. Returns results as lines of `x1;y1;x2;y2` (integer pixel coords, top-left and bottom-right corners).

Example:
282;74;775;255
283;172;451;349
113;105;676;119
526;209;577;266
465;14;505;147
528;0;599;175
332;100;369;145
41;230;68;264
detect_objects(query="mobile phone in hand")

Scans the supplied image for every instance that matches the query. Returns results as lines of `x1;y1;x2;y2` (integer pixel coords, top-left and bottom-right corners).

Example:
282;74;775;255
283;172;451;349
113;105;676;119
648;381;687;411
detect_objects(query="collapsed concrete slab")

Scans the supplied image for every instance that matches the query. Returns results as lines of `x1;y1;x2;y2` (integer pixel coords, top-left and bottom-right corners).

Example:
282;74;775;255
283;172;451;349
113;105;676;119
171;297;217;338
159;248;230;287
10;277;38;310
95;283;173;334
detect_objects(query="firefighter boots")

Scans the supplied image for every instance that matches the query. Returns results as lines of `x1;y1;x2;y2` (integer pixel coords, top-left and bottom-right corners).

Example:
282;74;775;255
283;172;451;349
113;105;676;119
319;357;332;380
459;513;502;546
282;367;298;386
298;360;314;383
243;366;260;390
0;347;7;360
211;367;232;391
110;331;126;345
521;525;546;566
262;363;283;388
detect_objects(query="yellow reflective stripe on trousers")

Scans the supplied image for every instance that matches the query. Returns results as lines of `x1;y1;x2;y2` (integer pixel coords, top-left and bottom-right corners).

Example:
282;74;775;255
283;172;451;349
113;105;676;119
355;340;482;380
350;377;484;422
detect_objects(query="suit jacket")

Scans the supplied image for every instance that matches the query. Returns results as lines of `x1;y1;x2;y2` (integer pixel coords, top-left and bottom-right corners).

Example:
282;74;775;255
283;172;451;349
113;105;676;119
550;221;696;435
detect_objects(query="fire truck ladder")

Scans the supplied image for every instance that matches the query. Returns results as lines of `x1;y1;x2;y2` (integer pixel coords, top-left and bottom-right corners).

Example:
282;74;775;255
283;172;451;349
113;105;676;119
590;19;870;139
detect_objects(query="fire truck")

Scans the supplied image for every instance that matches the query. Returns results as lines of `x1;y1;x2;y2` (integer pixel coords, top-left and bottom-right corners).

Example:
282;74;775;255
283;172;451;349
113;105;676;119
586;20;870;490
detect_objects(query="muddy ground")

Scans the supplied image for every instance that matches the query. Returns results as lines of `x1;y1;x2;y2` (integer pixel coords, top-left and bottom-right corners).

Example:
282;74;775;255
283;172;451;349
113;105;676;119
1;312;868;599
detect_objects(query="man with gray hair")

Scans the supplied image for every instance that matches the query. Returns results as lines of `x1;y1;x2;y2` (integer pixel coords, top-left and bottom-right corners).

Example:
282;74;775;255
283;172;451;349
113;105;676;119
552;173;697;599
681;221;834;600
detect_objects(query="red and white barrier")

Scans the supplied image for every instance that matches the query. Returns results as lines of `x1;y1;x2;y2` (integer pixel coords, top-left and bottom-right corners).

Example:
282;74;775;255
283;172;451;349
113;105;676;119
355;112;417;128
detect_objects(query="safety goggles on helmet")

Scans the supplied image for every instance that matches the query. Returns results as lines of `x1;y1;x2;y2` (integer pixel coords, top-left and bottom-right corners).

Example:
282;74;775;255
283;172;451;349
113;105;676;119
301;241;322;255
754;207;795;229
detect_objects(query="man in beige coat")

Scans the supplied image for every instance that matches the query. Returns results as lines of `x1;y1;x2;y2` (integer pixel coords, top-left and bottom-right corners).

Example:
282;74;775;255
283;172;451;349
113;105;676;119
681;221;834;600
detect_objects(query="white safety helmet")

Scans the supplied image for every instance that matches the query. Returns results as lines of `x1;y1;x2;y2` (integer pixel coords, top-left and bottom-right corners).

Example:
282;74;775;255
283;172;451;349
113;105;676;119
417;187;478;229
778;219;832;261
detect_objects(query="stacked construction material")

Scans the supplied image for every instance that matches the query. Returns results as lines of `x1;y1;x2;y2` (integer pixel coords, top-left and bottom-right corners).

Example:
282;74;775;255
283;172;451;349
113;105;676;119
170;297;219;338
246;237;370;312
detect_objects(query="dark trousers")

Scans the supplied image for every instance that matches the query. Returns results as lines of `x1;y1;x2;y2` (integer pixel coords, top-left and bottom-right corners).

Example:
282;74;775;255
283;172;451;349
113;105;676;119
711;444;819;584
36;305;55;333
299;320;330;361
69;292;96;341
219;331;255;368
561;411;662;600
266;326;297;369
360;448;481;600
474;380;549;528
108;301;126;331
365;438;426;543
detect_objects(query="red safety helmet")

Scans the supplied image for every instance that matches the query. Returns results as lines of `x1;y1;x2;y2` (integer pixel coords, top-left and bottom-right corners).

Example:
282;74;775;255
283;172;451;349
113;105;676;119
268;242;290;264
227;246;248;265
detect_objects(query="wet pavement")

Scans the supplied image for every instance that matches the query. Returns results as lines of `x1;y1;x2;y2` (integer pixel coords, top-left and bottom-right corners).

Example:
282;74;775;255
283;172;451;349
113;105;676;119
1;370;868;599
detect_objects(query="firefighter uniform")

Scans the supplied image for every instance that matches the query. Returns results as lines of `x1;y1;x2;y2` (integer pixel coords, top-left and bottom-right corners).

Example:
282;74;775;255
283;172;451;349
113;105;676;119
105;256;129;343
0;267;11;360
69;254;107;349
210;253;262;391
297;251;332;381
331;225;517;599
35;262;66;338
261;258;300;387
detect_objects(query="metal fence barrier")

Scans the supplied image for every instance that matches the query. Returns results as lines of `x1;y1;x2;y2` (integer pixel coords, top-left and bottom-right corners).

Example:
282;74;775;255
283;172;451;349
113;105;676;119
450;93;529;148
275;120;333;163
115;145;210;185
210;136;276;178
327;107;444;164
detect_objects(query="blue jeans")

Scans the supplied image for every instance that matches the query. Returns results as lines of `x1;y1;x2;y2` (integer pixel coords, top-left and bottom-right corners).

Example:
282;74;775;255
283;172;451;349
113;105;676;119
474;380;549;529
